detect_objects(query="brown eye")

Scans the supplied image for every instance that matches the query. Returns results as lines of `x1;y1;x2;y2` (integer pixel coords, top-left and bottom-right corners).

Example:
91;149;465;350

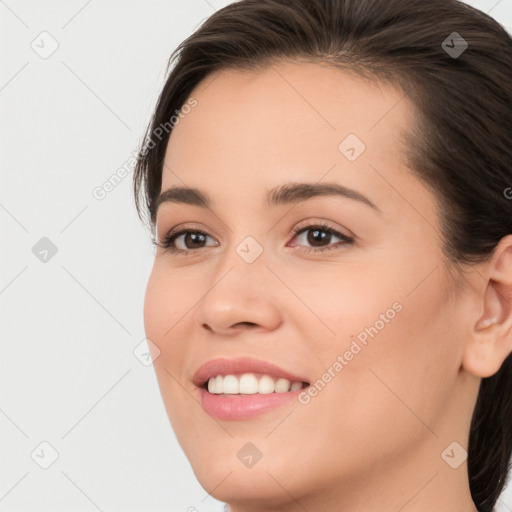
155;228;218;254
173;231;208;250
289;223;354;253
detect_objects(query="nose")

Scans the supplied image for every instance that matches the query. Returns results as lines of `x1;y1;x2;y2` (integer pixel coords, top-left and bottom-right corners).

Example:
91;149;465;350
194;256;283;337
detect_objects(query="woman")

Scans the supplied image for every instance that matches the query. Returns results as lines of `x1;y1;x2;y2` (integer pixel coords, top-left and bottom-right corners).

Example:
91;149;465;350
133;1;512;510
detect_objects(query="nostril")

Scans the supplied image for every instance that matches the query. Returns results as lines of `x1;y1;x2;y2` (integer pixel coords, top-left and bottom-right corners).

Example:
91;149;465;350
235;322;258;328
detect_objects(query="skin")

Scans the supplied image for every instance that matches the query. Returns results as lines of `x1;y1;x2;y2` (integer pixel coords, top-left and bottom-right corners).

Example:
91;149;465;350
143;60;512;512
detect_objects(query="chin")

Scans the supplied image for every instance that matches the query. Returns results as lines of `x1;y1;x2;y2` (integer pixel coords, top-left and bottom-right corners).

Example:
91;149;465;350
193;467;299;510
184;442;306;505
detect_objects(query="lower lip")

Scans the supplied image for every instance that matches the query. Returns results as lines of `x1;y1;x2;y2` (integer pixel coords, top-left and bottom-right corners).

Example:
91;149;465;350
197;386;305;420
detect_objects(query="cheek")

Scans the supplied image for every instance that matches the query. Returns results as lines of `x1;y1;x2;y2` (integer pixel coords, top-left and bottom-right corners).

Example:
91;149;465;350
143;266;187;345
143;268;193;426
298;261;461;466
143;270;165;344
143;268;189;389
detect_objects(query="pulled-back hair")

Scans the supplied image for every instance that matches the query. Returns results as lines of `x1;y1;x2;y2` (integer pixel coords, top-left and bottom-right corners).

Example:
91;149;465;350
133;1;512;509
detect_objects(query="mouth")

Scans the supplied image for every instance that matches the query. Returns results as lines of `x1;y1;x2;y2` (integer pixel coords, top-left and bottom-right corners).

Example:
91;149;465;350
192;357;311;420
197;377;311;421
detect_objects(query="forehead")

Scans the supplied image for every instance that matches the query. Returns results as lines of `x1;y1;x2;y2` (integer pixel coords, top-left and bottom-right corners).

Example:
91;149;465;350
162;60;417;207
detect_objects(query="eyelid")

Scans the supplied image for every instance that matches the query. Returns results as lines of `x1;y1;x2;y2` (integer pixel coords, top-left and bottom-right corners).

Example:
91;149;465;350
290;218;354;240
157;222;218;244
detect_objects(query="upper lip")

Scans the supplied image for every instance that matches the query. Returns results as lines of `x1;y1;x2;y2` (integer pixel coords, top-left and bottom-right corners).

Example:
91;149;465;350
192;356;310;387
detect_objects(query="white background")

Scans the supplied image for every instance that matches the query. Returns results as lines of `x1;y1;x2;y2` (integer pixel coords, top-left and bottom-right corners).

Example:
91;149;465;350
0;1;511;510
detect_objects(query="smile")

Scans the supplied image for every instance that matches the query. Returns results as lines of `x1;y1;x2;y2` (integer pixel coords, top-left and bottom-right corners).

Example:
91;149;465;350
206;372;309;395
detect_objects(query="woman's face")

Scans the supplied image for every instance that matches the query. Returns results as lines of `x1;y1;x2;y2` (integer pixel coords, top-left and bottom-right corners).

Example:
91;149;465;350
144;61;478;509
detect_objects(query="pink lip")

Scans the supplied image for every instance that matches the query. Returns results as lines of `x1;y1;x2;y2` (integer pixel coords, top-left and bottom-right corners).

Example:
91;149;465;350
197;386;305;420
192;356;309;387
192;356;310;421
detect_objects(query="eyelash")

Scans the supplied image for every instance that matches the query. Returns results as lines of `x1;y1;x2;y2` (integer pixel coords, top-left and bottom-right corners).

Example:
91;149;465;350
153;222;355;257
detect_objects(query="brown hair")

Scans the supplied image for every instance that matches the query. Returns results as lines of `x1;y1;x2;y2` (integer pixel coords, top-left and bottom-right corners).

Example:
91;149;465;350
133;1;512;509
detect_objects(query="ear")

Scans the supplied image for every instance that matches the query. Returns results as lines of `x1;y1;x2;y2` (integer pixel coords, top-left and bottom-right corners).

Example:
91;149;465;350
462;234;512;378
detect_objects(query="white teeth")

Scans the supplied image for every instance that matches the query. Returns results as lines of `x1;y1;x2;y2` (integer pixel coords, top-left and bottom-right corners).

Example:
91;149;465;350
275;378;291;393
239;373;259;394
215;375;223;393
290;381;302;391
258;375;275;394
223;375;239;394
206;373;305;395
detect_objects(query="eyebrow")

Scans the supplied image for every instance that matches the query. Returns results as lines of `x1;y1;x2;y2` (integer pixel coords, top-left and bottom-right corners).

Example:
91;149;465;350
154;182;382;215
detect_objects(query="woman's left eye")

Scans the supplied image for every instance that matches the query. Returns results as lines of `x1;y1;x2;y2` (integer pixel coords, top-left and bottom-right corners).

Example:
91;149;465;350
289;224;355;253
154;223;354;256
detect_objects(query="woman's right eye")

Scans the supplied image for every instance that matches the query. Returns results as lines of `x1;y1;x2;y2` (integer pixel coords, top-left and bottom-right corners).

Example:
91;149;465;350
153;228;218;255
